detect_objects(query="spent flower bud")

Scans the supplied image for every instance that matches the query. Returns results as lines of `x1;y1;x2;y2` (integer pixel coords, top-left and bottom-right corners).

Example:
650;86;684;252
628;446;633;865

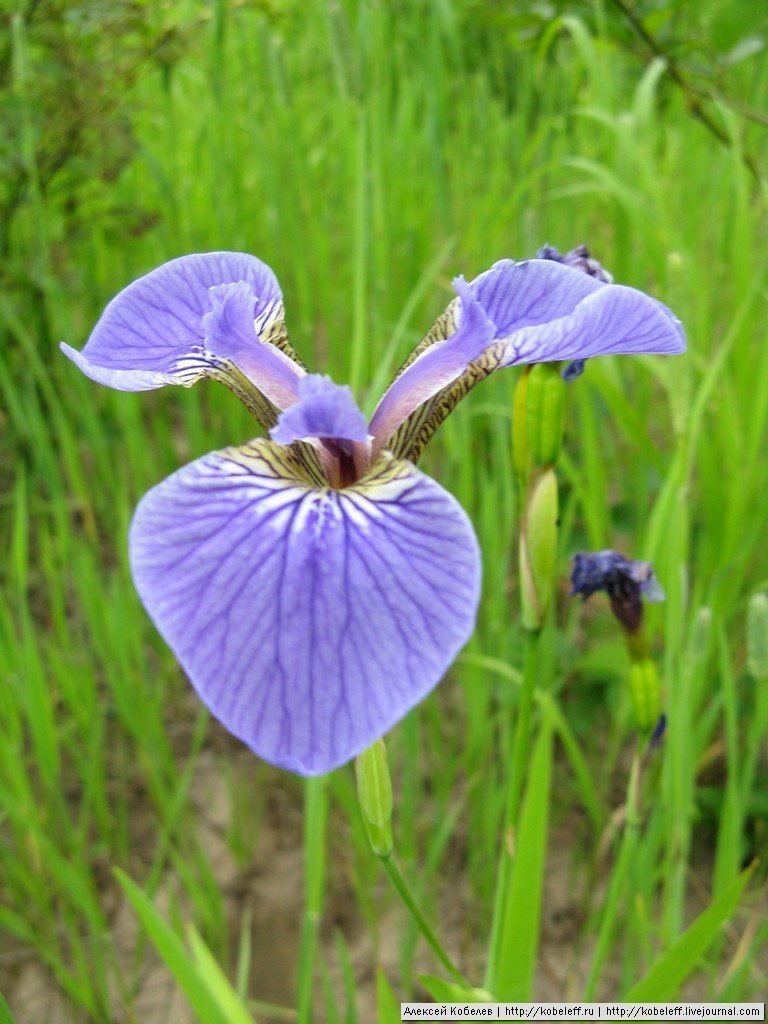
571;550;665;734
537;243;613;283
571;550;663;634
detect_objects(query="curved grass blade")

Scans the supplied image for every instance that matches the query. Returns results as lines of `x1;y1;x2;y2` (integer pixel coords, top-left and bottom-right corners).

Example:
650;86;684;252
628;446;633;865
114;869;256;1024
0;991;17;1024
492;717;554;999
623;864;755;1000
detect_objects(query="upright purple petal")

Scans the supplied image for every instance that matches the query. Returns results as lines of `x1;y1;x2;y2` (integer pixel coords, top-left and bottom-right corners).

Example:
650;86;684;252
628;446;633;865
270;374;369;449
61;252;304;411
369;278;495;450
130;441;481;775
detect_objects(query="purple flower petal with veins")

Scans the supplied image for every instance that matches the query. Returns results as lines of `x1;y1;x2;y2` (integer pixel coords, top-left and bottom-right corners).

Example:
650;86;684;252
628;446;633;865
491;278;684;368
130;441;480;775
63;248;686;775
369;258;684;451
61;252;304;411
270;375;369;450
368;278;496;449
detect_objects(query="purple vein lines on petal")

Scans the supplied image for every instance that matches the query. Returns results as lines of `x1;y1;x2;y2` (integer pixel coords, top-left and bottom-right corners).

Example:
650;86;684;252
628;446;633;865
129;442;481;775
60;253;305;418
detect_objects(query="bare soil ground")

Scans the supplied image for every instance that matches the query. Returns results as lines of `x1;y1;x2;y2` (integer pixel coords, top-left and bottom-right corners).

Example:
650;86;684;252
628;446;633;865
4;734;765;1022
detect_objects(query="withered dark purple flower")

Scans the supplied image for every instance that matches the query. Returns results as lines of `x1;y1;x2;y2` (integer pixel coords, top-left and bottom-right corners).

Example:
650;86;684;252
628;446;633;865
571;549;665;633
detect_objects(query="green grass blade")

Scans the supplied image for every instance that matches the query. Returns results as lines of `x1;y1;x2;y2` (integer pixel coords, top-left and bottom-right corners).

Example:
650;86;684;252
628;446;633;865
376;968;400;1023
418;975;494;1002
297;775;328;1024
187;925;257;1024
623;865;755;1000
493;717;554;999
115;869;253;1024
0;991;17;1024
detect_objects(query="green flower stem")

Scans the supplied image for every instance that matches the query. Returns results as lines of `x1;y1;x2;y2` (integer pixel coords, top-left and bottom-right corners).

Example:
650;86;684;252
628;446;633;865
379;853;469;988
485;364;565;994
505;628;541;827
297;775;328;1024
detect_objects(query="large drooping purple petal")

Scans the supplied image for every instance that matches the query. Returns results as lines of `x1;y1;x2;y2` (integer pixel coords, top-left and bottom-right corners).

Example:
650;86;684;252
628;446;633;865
492;282;685;367
129;440;481;775
369;260;611;452
369;278;495;450
270;374;369;450
371;258;685;454
471;258;606;335
472;259;683;364
61;252;304;410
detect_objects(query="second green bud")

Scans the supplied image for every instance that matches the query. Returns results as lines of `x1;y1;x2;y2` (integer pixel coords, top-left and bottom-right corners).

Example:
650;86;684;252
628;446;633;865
355;739;394;858
520;467;558;632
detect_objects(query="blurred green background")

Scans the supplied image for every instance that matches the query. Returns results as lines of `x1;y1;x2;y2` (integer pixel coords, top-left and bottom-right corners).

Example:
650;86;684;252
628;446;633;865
1;0;768;1019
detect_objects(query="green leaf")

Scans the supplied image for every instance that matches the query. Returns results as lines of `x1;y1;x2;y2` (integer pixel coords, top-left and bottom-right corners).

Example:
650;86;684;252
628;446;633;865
0;991;17;1024
710;0;768;54
376;968;401;1023
114;869;255;1024
418;975;494;1002
187;925;257;1024
623;865;755;999
493;720;554;999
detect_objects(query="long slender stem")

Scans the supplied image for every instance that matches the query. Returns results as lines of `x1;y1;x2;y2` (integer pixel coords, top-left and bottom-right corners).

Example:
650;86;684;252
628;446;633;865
380;853;469;987
505;629;541;827
296;776;328;1024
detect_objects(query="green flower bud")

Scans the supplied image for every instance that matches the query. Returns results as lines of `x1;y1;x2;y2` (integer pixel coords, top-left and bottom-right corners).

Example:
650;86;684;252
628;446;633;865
512;363;566;489
525;362;566;469
628;658;662;734
354;739;393;857
747;592;768;681
519;467;558;631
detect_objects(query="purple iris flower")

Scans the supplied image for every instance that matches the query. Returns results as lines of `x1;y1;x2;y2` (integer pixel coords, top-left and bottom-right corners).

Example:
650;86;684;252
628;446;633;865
62;252;685;775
